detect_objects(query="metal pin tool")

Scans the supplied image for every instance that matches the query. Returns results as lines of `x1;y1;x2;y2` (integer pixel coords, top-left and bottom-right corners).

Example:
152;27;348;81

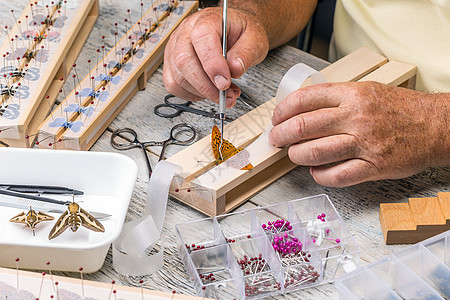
218;0;228;159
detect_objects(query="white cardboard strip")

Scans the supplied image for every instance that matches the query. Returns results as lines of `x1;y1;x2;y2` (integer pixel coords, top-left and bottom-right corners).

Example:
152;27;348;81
112;160;180;276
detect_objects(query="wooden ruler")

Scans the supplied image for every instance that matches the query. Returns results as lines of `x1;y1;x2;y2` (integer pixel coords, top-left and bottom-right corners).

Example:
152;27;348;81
166;47;417;216
38;0;199;150
0;0;99;148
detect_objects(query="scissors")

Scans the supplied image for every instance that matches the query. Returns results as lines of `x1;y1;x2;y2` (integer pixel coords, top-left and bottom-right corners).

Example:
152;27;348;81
154;94;234;121
110;123;196;176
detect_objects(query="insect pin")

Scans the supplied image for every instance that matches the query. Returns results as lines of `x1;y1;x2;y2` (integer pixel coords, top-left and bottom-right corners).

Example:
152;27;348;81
9;206;54;236
48;198;105;240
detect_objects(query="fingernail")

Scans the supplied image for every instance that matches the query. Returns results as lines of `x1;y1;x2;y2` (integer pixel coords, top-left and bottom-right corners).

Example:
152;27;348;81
236;57;245;73
214;75;228;90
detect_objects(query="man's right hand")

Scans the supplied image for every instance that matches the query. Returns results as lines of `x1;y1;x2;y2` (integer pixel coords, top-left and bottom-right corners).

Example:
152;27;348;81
163;7;269;107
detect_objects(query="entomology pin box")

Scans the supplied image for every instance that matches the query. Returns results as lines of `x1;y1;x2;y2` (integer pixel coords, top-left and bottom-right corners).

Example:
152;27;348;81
336;230;450;299
0;0;99;148
176;195;360;299
167;47;417;216
37;0;199;150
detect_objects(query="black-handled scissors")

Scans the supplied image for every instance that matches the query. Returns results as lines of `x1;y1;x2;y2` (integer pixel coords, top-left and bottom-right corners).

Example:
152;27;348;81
154;94;233;121
110;123;196;177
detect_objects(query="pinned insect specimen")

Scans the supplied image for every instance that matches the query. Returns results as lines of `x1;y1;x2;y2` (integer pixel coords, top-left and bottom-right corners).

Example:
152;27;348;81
211;125;253;170
48;202;105;240
9;207;54;235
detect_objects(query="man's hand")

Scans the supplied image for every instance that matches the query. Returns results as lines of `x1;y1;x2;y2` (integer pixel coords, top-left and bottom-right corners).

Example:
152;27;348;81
269;81;450;187
163;7;269;107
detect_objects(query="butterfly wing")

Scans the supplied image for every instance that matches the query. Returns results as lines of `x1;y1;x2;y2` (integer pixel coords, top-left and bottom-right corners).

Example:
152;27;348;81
48;210;70;240
97;90;110;102
212;125;238;162
111;76;121;85
82;106;95;117
79;88;94;98
49;117;67;128
68;121;83;133
220;140;238;161
9;211;27;224
35;211;55;226
79;207;105;233
235;148;254;170
64;103;78;113
95;74;108;82
240;163;253;170
211;125;222;161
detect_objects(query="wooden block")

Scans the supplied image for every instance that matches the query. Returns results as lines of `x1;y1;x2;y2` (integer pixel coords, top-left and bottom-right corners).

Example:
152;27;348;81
380;203;416;244
168;47;416;216
409;197;446;225
437;192;450;220
380;195;450;244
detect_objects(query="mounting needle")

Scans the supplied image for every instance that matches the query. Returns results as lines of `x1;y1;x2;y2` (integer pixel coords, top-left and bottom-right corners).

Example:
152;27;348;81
218;0;228;159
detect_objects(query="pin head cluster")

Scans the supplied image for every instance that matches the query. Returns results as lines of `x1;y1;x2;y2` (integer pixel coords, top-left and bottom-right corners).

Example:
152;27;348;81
272;233;303;256
261;219;292;234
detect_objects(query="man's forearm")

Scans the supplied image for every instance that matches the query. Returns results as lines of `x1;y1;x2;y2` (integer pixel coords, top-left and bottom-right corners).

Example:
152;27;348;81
220;0;318;49
429;93;450;167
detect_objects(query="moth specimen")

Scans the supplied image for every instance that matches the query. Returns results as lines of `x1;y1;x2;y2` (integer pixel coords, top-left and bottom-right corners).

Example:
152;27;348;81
48;202;105;240
9;207;54;235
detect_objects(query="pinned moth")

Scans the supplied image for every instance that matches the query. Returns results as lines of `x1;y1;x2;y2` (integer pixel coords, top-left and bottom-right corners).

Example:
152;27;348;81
48;202;105;240
9;207;54;235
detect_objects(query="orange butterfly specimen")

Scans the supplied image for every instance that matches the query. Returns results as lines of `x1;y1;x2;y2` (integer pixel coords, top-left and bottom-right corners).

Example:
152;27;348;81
211;126;253;170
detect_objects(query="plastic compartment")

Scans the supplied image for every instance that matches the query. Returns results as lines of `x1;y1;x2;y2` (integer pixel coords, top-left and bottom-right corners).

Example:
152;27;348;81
369;255;441;299
396;244;450;298
0;148;138;272
336;230;450;300
335;267;402;300
230;236;283;298
421;231;450;267
290;195;360;280
176;194;359;299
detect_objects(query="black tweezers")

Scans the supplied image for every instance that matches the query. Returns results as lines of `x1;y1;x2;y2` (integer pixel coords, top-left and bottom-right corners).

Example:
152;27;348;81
0;184;83;205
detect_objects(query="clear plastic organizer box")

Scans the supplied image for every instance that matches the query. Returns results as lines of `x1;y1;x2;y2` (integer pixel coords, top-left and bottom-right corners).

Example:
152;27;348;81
175;194;360;299
336;230;450;300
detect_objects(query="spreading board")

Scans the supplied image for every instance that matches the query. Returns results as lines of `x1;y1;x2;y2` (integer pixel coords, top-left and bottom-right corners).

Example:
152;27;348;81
167;47;417;216
0;0;99;148
380;192;450;244
0;266;201;299
37;0;198;150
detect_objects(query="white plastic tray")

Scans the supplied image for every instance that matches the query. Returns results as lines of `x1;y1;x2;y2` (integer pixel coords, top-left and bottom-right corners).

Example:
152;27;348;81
0;148;138;272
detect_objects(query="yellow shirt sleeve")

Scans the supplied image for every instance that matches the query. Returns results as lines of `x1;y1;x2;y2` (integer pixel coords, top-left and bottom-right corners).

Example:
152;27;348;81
330;0;450;93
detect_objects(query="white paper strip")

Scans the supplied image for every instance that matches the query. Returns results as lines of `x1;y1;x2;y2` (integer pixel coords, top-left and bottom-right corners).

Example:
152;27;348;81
112;160;180;276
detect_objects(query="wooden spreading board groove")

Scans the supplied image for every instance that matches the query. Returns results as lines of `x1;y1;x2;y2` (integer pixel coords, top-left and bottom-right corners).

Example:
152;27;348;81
37;0;199;151
380;192;450;244
167;47;417;216
0;0;99;148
